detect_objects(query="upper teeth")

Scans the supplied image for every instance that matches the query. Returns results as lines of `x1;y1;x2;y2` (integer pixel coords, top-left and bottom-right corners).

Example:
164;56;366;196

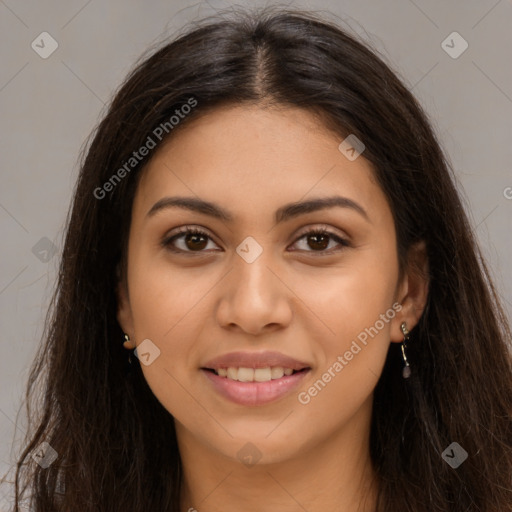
215;367;295;382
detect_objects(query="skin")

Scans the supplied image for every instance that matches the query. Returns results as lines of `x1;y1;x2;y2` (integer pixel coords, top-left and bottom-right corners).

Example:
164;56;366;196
117;104;429;512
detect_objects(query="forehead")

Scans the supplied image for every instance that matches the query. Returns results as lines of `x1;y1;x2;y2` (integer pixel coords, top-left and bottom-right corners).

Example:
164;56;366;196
133;104;388;224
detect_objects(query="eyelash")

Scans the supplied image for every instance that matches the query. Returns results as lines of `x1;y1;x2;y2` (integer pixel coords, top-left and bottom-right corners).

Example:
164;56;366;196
161;225;350;256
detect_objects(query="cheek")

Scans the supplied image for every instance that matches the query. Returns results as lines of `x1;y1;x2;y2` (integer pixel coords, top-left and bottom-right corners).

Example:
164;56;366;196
293;280;397;431
292;239;399;343
290;242;399;402
127;241;212;336
126;245;242;410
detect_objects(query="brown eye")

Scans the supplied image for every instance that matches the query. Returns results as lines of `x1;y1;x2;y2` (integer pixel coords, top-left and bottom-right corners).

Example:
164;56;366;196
290;228;350;255
162;227;218;253
306;232;330;251
183;231;208;251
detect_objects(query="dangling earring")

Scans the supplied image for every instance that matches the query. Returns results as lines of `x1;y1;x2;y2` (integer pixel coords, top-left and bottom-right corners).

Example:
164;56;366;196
124;333;132;365
400;322;411;379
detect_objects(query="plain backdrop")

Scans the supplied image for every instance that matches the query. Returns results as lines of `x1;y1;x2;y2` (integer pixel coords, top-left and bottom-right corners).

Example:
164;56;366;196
1;0;511;505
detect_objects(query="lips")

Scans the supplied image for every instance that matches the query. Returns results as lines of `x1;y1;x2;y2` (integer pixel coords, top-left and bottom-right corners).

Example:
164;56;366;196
201;350;311;371
201;367;311;406
200;350;312;406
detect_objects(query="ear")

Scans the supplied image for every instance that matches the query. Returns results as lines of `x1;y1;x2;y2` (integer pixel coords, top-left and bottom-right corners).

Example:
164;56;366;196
116;273;135;350
390;240;430;343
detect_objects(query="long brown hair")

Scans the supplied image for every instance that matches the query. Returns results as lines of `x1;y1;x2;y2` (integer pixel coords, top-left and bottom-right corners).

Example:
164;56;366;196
5;6;512;511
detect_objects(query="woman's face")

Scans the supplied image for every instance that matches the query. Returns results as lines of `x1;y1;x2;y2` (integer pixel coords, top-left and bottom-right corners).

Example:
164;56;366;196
117;104;421;465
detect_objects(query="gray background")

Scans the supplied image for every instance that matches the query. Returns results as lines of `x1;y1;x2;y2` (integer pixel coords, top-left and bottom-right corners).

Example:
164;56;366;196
1;0;511;506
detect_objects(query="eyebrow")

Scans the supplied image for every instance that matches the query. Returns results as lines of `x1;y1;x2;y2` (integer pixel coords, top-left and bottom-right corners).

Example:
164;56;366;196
146;195;370;224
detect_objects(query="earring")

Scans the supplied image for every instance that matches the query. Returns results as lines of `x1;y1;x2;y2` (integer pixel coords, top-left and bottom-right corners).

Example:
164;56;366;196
400;322;411;379
124;333;132;365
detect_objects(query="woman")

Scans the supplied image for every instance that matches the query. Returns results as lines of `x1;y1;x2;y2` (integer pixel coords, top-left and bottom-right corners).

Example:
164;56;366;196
7;6;512;511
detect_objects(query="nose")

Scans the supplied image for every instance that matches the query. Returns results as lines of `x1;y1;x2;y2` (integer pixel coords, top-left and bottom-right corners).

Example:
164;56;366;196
215;250;293;336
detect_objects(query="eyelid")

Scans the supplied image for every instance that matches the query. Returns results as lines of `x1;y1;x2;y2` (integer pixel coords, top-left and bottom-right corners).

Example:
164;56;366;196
292;223;348;241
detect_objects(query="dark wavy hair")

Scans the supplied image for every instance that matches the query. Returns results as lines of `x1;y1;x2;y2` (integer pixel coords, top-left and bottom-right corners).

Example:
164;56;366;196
4;6;512;511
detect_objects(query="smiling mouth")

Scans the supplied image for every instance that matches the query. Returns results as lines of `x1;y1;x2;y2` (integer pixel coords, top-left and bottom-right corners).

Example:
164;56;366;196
200;366;312;406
